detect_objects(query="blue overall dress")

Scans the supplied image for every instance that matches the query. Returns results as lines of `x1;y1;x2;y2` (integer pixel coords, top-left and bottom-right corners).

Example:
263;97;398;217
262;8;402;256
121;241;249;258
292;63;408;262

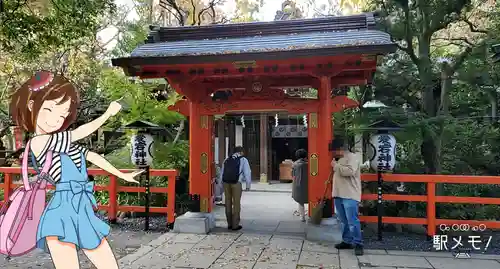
36;152;110;252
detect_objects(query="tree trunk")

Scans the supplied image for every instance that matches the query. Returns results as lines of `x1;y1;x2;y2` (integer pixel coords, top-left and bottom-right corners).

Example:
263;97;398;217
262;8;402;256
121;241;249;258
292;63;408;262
417;34;434;108
487;88;498;123
172;120;185;144
416;34;443;175
418;68;442;174
439;63;452;116
492;99;497;122
420;131;442;174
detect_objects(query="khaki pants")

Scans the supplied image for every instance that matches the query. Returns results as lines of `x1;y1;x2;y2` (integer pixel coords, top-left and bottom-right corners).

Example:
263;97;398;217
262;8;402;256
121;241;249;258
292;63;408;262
223;182;242;229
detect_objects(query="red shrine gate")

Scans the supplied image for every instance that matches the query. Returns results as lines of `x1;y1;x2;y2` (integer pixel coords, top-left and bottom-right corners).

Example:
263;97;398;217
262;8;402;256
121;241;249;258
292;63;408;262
112;13;396;215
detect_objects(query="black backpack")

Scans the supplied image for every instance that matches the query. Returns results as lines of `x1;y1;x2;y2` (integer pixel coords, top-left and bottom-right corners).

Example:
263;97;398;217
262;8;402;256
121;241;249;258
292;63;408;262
222;156;243;184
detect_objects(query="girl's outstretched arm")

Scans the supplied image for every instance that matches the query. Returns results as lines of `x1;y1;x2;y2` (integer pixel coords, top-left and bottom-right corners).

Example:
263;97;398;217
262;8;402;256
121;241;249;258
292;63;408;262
87;151;142;184
71;99;122;142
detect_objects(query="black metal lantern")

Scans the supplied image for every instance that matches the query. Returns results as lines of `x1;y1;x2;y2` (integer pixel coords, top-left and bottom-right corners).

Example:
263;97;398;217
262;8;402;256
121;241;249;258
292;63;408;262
120;120;166;231
363;118;402;241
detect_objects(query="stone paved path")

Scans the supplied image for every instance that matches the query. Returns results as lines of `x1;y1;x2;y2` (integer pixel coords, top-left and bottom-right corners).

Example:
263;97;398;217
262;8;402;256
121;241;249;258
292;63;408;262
119;191;500;269
3;188;500;268
249;182;292;193
119;231;500;269
214;191;299;223
0;228;162;269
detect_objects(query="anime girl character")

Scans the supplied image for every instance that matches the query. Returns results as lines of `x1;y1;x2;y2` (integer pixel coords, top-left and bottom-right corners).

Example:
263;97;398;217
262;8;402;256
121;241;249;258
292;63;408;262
9;71;143;269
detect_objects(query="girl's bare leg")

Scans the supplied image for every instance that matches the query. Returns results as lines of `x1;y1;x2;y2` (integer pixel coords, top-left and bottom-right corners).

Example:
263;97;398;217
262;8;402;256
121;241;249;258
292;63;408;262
83;238;118;269
46;236;79;269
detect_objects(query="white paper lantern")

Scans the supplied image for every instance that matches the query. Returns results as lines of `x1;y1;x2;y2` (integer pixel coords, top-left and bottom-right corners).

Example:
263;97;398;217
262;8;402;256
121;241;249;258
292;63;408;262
368;133;396;171
131;133;154;166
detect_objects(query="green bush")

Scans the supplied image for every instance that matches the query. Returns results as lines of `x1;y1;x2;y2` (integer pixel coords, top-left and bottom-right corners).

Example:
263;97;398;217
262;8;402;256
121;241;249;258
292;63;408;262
360;120;500;222
91;138;189;210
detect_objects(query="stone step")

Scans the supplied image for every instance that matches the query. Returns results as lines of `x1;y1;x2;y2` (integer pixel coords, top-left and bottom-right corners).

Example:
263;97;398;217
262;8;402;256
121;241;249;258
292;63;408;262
306;217;342;243
173;212;216;234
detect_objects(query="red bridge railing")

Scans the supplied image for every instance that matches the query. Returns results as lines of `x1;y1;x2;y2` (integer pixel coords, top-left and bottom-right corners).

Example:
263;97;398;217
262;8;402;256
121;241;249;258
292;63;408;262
0;167;178;226
360;173;500;236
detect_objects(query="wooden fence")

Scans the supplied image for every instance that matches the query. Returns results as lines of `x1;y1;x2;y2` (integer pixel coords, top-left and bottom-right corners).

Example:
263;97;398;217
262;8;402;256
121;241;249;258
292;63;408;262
360;173;500;236
1;168;499;235
0;167;178;226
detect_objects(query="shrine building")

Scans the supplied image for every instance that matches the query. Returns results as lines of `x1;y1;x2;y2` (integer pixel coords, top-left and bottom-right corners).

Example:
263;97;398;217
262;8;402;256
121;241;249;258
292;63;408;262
112;13;396;216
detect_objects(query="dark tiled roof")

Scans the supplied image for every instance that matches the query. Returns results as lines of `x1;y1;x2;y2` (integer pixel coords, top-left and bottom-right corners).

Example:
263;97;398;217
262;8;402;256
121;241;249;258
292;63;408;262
145;13;376;43
112;13;395;67
131;29;392;58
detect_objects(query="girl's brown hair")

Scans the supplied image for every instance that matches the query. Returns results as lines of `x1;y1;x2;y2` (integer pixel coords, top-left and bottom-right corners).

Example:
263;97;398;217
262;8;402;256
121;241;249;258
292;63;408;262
10;71;80;133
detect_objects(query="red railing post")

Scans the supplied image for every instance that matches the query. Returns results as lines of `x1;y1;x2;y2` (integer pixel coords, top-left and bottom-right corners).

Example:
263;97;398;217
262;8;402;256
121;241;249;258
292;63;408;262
426;182;436;237
108;175;118;224
167;171;177;225
3;173;12;202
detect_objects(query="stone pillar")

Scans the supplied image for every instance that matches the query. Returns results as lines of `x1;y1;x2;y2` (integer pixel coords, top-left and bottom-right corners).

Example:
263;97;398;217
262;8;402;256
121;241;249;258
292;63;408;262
259;113;269;183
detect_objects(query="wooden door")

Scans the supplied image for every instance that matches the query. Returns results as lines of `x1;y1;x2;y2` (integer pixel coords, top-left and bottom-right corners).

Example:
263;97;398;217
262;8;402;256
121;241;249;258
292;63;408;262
243;119;260;181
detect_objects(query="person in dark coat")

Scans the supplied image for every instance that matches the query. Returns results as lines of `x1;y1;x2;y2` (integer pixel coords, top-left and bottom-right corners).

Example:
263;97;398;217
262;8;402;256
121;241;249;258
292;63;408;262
292;149;308;222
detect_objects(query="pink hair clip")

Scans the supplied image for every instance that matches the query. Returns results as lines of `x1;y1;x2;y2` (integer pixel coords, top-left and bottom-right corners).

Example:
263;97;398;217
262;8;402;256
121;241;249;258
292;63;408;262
29;71;54;92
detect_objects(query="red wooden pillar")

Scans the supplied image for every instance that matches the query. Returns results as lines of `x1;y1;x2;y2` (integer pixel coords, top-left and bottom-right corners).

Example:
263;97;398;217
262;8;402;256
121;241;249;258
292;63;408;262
308;76;333;217
307;112;319;216
319;76;333;216
208;120;215;212
188;101;214;213
108;175;118;223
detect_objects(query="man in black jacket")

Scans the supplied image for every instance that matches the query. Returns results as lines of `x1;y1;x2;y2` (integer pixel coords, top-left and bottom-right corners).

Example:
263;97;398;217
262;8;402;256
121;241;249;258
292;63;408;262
220;146;251;230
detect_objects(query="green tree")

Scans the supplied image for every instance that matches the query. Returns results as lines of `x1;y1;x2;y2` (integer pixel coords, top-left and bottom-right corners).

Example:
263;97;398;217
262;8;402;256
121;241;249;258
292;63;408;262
0;0;115;60
367;0;494;174
98;69;182;128
0;0;122;154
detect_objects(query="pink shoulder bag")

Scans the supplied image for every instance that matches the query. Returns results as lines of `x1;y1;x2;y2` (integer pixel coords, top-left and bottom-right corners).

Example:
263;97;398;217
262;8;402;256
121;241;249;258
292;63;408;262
0;141;53;258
